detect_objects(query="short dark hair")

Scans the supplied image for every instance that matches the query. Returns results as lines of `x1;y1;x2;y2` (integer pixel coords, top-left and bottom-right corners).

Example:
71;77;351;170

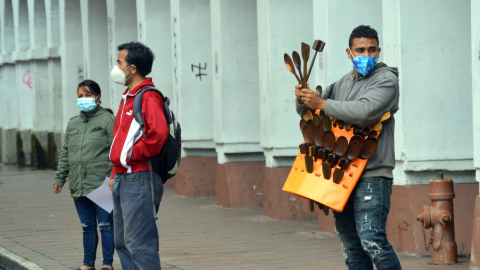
78;79;101;95
117;42;155;76
349;25;379;48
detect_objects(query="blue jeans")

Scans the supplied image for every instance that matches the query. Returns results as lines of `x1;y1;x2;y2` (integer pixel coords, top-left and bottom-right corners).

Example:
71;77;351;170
112;170;164;270
73;196;115;267
333;177;401;270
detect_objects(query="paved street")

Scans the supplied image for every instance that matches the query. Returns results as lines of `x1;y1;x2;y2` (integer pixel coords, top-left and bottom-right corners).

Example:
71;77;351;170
0;164;470;270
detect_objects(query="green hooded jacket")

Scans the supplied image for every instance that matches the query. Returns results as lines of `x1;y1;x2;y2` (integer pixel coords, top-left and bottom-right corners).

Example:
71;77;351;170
54;106;115;197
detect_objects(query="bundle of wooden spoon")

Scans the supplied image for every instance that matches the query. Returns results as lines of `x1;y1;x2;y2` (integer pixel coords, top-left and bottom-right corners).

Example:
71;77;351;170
284;40;326;88
298;111;391;186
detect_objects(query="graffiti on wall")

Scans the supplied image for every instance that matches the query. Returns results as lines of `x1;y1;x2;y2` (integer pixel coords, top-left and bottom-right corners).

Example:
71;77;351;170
191;63;207;81
172;18;179;114
23;70;32;90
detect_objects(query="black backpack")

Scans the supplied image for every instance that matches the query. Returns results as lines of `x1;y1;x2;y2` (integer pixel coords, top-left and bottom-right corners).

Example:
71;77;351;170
126;86;181;184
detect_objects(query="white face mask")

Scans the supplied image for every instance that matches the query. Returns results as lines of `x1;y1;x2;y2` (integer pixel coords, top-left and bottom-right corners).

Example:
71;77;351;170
110;65;132;86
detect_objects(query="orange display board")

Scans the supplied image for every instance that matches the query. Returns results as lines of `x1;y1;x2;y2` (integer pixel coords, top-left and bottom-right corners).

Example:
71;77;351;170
282;122;380;213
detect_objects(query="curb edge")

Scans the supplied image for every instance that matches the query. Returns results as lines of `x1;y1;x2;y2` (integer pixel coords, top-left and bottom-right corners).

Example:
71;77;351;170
0;247;44;270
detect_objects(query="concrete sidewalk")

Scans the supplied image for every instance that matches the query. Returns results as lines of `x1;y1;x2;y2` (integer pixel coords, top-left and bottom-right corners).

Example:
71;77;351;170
0;164;470;269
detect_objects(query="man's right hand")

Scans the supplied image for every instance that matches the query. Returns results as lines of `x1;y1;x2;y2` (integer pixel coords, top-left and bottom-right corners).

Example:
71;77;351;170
53;185;62;194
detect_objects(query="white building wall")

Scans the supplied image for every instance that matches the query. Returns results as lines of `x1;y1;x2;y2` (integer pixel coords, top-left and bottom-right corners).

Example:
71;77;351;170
0;0;476;185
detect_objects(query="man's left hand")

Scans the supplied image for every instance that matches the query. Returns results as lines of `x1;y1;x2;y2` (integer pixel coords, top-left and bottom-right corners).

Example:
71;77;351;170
299;88;326;111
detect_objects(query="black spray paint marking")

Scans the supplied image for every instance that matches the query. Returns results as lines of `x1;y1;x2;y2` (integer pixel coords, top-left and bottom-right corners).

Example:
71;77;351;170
138;22;142;40
172;18;178;115
191;63;207;81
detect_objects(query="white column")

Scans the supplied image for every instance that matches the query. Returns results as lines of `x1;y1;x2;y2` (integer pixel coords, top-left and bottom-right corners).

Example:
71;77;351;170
106;0;137;110
210;0;262;164
257;0;314;167
60;0;83;125
136;0;174;103
80;0;111;107
472;0;480;190
170;0;215;156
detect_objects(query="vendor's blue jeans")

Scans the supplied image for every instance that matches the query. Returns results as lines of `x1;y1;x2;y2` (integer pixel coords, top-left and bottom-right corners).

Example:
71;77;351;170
333;177;401;270
73;196;114;267
113;170;164;270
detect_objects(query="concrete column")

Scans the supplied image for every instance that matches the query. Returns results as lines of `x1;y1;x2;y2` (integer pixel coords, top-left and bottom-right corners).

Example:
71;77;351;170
12;0;33;166
106;0;137;110
1;64;17;164
136;0;175;189
257;0;316;220
80;0;111;108
470;1;480;268
381;0;476;257
60;0;83;125
209;0;264;208
170;0;217;198
0;0;17;164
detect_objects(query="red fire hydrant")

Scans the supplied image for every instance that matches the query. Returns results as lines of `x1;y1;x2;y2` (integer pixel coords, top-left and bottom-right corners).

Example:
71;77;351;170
416;173;458;264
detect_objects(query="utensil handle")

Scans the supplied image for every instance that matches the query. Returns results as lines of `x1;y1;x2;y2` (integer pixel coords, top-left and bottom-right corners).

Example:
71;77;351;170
307;51;318;81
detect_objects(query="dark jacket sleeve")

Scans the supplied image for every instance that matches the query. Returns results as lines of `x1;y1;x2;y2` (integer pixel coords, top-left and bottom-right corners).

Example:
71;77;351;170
54;124;70;187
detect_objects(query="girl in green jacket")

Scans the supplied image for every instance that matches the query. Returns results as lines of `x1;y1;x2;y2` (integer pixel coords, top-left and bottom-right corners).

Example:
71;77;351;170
53;80;116;270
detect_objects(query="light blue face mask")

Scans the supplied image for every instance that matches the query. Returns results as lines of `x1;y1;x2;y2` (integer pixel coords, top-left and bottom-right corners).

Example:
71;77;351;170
77;96;98;112
350;50;379;76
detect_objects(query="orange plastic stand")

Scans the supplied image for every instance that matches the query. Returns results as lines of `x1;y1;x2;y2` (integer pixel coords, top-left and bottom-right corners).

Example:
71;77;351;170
282;114;380;213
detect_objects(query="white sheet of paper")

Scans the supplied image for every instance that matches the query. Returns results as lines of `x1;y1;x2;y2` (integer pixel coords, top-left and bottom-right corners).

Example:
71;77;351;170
87;176;113;213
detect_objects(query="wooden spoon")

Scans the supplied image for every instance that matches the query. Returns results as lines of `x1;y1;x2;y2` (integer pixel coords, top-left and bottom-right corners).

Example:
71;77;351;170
301;42;310;87
345;122;353;132
322;130;336;179
372;123;382;133
334;136;348;157
346;141;362;162
284;53;301;83
307;119;316;130
368;130;378;138
313;126;324;147
316;85;322;98
362;126;370;137
358;140;377;159
292;51;304;83
313;114;322;126
323;117;332;130
303;110;314;121
300;119;307;132
349;135;365;150
302;125;315;146
379;111;391;123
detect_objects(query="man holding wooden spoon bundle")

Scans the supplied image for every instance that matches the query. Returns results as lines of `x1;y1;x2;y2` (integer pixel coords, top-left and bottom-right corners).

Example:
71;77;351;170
295;25;401;270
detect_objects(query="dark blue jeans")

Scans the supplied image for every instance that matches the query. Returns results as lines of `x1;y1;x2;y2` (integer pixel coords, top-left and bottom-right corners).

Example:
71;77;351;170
73;196;115;267
112;170;164;270
333;177;401;270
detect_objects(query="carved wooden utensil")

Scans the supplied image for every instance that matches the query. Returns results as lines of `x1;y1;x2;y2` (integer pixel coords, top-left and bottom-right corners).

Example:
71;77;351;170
284;53;301;84
301;42;310;87
335;141;362;183
307;40;326;81
313;114;322;126
307;119;317;130
332;136;348;183
302;125;315;146
316;85;323;98
292;51;304;83
300;119;307;132
359;140;377;159
313;126;325;148
303;110;314;121
349;135;365;150
322;130;336;179
368;130;378;138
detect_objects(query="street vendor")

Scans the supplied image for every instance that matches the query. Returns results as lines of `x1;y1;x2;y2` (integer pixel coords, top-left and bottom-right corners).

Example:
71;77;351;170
295;25;401;270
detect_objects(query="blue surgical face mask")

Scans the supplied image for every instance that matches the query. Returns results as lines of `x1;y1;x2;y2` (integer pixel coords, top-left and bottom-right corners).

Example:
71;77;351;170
77;96;98;112
349;49;379;76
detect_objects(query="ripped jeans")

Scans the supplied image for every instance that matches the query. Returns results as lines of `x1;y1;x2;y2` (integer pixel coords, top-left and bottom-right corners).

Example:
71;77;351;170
333;177;401;270
73;196;115;267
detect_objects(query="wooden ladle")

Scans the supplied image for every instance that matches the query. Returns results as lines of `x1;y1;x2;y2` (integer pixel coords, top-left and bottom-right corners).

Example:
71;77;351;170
303;110;314;121
292;51;304;83
358;140;377;159
322;130;336;179
284;53;301;83
301;42;310;87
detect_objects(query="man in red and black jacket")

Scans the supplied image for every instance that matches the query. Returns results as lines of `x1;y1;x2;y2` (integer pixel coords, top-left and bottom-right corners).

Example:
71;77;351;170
108;42;168;270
